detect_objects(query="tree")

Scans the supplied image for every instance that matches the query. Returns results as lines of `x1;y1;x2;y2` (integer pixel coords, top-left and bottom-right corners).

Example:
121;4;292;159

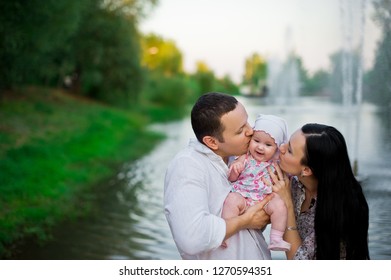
365;0;391;106
303;70;331;96
102;0;159;21
70;0;159;107
139;32;192;110
0;0;159;108
141;33;183;75
242;53;267;95
193;61;216;95
0;0;87;90
72;2;143;107
214;75;240;95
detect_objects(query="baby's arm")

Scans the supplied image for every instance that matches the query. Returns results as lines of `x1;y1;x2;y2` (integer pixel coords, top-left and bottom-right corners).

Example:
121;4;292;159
228;154;246;182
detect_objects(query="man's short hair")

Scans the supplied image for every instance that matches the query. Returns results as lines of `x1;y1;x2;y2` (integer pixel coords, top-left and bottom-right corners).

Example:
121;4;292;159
191;92;238;144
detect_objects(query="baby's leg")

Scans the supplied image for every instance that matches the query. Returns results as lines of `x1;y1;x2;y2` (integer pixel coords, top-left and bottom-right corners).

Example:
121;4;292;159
264;194;287;232
264;194;291;251
221;192;246;248
221;192;247;219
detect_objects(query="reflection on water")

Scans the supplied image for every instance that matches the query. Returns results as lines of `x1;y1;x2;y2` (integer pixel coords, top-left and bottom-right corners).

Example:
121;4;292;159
11;97;391;260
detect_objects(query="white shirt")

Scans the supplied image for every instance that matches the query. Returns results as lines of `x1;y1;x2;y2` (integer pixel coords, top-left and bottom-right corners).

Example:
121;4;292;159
164;138;271;260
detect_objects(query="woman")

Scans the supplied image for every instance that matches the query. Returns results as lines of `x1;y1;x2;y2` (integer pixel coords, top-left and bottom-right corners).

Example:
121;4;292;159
267;123;370;260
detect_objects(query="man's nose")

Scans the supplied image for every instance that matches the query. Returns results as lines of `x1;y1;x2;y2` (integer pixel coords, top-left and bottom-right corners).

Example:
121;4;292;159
245;124;253;136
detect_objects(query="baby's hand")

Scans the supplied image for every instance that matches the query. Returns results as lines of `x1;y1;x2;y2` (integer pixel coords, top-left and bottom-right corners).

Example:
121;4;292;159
228;161;244;182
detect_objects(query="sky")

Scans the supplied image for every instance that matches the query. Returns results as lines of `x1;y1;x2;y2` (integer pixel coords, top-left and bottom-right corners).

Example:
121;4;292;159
140;0;382;83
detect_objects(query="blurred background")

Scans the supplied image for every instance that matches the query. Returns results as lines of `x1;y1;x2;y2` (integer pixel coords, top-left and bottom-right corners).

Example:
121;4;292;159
0;0;390;260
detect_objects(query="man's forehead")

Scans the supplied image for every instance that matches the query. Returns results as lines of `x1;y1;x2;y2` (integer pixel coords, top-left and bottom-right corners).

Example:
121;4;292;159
221;105;247;131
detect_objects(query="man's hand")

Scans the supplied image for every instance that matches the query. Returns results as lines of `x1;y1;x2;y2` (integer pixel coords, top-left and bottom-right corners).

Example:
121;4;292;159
242;194;273;229
224;194;272;240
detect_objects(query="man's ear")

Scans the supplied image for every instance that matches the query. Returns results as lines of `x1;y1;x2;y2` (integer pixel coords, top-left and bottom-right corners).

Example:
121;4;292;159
202;136;219;151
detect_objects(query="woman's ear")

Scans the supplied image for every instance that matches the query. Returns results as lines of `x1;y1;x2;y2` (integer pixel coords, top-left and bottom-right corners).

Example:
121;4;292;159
202;136;219;151
302;166;313;177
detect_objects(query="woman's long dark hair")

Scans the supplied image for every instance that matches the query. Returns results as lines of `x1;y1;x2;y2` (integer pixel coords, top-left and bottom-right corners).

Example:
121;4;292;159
301;123;370;260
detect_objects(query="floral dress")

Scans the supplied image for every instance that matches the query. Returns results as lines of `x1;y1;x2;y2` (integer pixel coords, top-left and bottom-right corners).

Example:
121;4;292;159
230;153;274;206
291;177;317;259
291;177;347;260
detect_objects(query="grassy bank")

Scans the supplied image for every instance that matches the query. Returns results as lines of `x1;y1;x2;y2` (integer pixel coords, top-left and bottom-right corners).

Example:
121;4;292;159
0;87;167;257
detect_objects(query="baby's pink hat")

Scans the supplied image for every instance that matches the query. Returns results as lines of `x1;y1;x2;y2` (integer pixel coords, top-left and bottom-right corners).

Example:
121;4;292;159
253;114;288;146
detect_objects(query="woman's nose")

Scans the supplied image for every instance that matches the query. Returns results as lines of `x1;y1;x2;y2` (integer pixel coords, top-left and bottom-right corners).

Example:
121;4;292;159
279;143;286;154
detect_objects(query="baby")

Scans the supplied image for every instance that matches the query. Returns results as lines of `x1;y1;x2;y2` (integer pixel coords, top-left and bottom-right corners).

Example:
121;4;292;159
221;114;291;251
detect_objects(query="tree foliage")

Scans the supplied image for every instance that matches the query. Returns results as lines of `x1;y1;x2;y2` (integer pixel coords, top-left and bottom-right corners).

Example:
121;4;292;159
303;70;331;96
73;2;142;107
140;33;195;112
242;53;267;95
365;0;391;106
141;33;183;75
193;61;216;95
214;75;240;95
0;0;87;89
243;53;267;84
0;0;159;108
101;0;159;21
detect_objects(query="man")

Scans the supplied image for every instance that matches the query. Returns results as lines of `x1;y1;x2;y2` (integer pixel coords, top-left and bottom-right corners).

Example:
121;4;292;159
164;92;272;259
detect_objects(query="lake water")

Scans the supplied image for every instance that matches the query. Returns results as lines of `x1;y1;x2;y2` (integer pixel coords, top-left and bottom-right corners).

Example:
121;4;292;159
10;96;391;260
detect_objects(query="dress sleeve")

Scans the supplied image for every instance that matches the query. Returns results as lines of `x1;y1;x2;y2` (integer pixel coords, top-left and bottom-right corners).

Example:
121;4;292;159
293;229;316;260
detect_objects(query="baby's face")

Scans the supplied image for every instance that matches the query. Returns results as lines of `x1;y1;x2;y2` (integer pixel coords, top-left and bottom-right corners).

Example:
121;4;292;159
249;130;278;162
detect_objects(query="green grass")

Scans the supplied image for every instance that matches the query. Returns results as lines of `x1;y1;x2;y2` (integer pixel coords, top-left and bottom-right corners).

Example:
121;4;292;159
0;87;166;257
